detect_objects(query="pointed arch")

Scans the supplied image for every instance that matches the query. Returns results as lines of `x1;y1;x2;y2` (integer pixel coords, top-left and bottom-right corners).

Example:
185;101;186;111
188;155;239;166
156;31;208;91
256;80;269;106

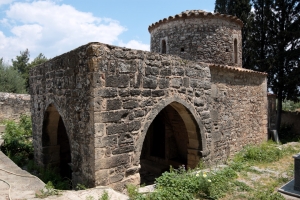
136;96;209;184
42;103;72;181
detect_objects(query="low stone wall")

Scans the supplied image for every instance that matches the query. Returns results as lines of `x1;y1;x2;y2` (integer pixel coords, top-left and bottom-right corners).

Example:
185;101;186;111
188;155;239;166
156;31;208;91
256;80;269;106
281;111;300;136
0;92;31;122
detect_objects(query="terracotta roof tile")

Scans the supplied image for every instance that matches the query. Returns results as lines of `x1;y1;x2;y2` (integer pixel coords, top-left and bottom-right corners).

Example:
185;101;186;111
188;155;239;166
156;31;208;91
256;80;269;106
209;64;267;76
149;10;243;32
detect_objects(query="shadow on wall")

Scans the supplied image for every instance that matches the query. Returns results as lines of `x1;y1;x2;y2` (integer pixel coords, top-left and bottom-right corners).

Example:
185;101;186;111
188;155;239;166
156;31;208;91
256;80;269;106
42;104;72;183
140;101;202;185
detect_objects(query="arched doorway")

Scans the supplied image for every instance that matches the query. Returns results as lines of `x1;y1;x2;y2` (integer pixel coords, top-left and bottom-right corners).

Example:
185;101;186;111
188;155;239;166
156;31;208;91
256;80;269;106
140;102;201;184
42;104;72;182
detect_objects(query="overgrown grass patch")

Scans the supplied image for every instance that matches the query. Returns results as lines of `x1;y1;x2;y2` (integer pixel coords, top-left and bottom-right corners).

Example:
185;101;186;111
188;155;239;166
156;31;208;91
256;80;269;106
128;141;300;200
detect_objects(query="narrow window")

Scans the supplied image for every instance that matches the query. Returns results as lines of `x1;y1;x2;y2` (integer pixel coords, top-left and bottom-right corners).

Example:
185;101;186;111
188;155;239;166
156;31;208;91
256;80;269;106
181;47;185;52
234;39;238;64
161;40;166;54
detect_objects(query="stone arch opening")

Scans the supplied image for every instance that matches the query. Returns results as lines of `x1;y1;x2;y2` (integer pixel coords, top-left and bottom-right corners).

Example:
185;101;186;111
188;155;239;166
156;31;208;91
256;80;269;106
161;39;166;54
234;38;238;64
140;101;202;185
42;104;72;183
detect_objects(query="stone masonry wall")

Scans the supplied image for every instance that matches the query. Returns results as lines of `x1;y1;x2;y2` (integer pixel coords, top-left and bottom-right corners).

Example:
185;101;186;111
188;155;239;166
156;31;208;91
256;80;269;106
0;92;31;122
30;45;96;187
149;10;243;67
87;43;212;191
209;66;268;163
29;42;268;191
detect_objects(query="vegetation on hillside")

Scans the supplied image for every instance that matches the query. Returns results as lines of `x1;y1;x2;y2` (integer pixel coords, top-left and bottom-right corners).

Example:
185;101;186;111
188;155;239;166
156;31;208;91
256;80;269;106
127;141;300;199
0;115;70;190
0;50;48;94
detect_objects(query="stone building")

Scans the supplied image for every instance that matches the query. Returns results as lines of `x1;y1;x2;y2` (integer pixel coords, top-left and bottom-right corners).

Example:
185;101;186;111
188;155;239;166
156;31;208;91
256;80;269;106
29;10;268;191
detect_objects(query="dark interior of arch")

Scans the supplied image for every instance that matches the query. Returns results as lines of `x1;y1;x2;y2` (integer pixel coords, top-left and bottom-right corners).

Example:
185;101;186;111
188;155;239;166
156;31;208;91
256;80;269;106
42;104;72;186
140;104;189;185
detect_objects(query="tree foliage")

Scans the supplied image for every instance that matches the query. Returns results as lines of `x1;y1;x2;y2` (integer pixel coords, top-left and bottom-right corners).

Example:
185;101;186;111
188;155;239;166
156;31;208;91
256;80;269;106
10;50;48;92
0;59;26;94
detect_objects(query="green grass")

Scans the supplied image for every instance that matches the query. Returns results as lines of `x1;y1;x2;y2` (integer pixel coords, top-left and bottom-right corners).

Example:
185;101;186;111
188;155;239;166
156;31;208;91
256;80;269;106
127;141;300;200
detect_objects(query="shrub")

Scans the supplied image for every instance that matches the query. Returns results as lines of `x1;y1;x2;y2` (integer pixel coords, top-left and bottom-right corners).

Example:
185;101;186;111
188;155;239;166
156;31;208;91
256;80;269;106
236;141;282;163
1;115;33;166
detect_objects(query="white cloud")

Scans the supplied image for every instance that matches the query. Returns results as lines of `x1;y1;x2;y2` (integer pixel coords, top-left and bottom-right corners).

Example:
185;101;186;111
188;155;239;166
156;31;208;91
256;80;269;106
0;0;127;62
0;0;14;7
119;40;150;51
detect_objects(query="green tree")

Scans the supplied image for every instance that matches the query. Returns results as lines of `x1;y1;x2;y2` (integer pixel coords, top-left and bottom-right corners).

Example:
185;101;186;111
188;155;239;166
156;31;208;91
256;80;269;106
11;50;48;92
12;49;30;75
0;60;26;94
268;0;300;130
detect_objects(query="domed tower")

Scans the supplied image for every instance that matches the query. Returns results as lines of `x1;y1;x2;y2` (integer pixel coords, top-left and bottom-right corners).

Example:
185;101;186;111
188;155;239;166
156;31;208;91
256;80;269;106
149;10;243;67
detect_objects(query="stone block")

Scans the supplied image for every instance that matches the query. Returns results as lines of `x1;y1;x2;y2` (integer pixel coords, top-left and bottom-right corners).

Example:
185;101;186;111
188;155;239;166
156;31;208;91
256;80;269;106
141;90;151;97
145;66;159;76
183;77;190;87
106;75;130;88
107;123;128;135
95;154;130;170
98;110;129;123
170;78;182;88
96;88;117;98
106;99;122;110
160;68;171;76
112;145;135;154
172;67;184;76
95;135;117;148
158;78;169;89
119;133;133;144
123;100;139;109
143;77;157;89
95;169;109;185
125;166;140;177
152;90;165;97
128;120;141;132
119;62;136;73
130;89;141;96
94;123;105;137
110;174;124;184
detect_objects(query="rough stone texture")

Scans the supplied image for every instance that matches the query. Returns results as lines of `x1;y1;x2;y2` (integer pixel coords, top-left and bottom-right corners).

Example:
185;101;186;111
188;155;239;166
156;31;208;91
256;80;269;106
149;10;243;67
29;9;268;192
0;92;30;122
209;65;268;163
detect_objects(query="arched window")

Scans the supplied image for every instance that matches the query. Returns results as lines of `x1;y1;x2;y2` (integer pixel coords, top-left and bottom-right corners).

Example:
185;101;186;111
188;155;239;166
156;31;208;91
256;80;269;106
161;39;166;54
234;39;238;64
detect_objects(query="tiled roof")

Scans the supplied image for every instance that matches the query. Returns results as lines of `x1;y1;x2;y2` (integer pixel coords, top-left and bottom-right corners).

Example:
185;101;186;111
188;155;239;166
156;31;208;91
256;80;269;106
149;10;243;32
209;64;268;76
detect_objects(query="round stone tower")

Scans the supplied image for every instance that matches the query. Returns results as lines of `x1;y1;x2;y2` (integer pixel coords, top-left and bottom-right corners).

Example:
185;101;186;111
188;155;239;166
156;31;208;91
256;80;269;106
149;10;243;67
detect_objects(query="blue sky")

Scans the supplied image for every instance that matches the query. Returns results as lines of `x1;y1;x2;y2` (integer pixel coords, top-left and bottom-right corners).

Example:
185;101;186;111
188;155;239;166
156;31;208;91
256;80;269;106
0;0;215;63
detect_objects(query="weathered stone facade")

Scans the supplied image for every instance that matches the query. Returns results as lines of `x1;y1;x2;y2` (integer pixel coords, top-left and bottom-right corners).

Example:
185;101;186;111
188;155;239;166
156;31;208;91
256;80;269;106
30;10;268;192
149;10;243;67
0;92;31;122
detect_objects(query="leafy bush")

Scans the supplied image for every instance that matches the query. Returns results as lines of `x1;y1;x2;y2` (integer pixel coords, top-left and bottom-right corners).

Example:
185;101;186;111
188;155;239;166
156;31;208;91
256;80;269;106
1;115;33;165
1;115;71;190
235;141;283;163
